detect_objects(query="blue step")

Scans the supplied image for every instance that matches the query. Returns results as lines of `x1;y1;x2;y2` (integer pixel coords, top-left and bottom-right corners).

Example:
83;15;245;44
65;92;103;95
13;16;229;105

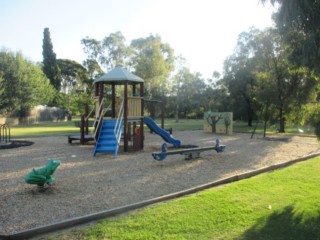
93;119;122;158
95;146;116;152
98;138;116;143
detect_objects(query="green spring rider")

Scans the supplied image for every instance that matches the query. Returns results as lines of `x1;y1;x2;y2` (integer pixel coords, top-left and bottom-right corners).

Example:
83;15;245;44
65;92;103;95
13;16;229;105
25;159;61;188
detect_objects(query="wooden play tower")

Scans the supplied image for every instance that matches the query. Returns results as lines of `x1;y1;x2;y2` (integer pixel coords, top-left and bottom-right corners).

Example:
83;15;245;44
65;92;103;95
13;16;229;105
92;66;144;157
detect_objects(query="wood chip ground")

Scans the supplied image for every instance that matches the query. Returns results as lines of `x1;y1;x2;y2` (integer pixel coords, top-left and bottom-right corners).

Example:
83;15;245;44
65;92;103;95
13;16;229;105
1;131;319;234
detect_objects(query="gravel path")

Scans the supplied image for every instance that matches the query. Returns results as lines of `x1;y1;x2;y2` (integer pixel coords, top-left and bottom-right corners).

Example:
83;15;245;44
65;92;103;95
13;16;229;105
0;131;319;234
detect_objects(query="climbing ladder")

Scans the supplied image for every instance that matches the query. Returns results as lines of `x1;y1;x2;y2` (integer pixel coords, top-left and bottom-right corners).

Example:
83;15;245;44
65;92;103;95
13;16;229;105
92;119;122;158
92;99;124;158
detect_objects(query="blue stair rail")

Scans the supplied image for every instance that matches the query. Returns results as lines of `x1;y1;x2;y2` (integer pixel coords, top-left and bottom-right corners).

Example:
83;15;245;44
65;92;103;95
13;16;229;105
92;119;122;158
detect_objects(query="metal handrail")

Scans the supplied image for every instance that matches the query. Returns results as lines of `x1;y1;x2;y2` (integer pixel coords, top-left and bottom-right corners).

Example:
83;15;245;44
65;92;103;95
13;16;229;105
93;98;104;139
114;98;124;145
85;105;95;121
93;99;111;140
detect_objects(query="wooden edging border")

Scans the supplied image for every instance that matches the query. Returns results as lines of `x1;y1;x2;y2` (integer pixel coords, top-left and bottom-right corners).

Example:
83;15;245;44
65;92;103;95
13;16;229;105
1;152;320;240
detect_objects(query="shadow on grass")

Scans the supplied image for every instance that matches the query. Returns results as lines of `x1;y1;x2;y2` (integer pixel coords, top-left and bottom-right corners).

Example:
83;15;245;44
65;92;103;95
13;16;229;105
240;206;320;240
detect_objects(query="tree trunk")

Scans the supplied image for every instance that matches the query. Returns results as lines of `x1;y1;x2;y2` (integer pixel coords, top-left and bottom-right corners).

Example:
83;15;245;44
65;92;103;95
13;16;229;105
248;117;253;127
247;107;253;127
278;108;285;133
150;103;156;119
206;115;222;133
212;122;216;133
175;104;179;123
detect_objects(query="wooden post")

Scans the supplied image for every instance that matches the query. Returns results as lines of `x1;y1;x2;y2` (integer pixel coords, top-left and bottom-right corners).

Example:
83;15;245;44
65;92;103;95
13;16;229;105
112;84;116;118
132;84;136;95
80;114;85;145
263;102;269;138
124;81;128;152
150;102;155;119
128;122;131;141
95;82;99;97
161;99;164;129
98;82;104;118
140;82;144;150
85;104;89;135
99;82;104;105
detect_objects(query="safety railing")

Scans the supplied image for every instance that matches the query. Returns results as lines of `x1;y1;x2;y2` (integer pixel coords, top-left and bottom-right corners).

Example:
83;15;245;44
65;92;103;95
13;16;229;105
114;98;124;145
0;124;11;143
127;96;143;117
93;99;111;140
85;104;95;122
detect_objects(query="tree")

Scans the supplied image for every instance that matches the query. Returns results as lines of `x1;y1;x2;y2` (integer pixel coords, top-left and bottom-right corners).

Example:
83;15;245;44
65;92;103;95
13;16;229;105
222;27;318;132
83;58;104;78
222;28;260;126
57;59;89;94
131;34;175;98
252;28;318;132
262;0;320;74
171;67;206;121
0;49;55;117
261;0;320;137
101;31;133;70
81;32;133;71
56;59;93;115
81;33;175;99
81;37;102;60
206;73;231;113
42;28;61;91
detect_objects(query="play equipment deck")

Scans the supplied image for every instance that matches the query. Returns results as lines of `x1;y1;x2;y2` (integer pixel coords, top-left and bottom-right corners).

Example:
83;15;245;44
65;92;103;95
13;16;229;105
68;134;94;144
144;116;181;147
152;139;226;161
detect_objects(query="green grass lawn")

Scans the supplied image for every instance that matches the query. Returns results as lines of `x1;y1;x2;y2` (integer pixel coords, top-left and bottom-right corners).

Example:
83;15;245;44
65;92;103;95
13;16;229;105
146;118;315;136
9;118;201;137
49;157;320;240
9;119;91;137
8;118;315;137
152;118;204;131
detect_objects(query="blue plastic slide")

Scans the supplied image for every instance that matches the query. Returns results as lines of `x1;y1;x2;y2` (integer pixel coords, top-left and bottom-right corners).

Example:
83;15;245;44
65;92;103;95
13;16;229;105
144;117;181;147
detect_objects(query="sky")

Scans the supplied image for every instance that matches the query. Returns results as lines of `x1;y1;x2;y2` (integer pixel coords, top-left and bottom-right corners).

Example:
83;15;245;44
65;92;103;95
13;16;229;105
0;0;276;79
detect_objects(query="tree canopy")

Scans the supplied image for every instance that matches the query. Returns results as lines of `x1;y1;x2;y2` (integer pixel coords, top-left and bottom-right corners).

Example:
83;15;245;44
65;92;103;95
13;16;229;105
131;34;175;98
262;0;320;74
57;59;90;94
221;25;319;132
81;32;175;99
0;49;55;117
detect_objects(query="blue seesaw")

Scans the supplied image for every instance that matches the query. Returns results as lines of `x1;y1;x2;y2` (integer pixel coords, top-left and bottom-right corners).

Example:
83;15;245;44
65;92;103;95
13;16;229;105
152;139;226;161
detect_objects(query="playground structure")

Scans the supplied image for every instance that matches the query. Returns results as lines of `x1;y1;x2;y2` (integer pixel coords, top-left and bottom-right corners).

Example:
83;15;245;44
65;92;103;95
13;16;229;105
71;66;226;160
81;65;182;158
0;124;11;146
144;116;181;146
91;66;145;158
144;99;173;134
67;66;181;158
68;104;94;144
152;139;226;161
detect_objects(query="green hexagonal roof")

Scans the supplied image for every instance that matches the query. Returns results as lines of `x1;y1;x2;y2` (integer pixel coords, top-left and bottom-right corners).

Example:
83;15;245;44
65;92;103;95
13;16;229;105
94;65;144;84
